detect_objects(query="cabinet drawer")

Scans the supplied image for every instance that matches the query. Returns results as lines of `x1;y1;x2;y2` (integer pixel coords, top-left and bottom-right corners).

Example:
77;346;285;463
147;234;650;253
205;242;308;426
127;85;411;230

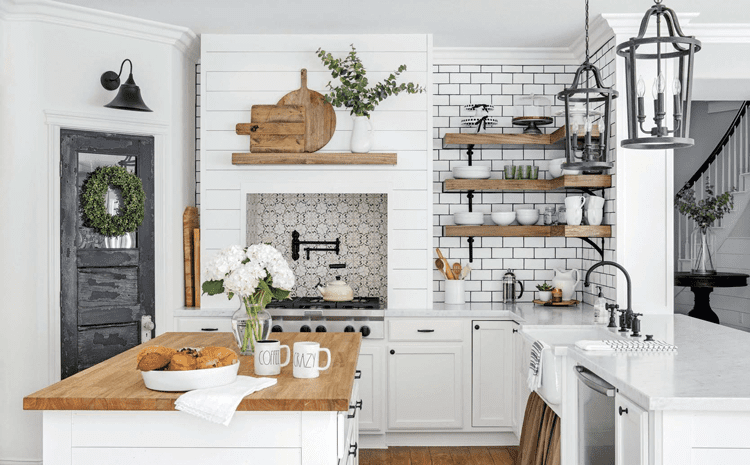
174;317;232;333
388;319;463;342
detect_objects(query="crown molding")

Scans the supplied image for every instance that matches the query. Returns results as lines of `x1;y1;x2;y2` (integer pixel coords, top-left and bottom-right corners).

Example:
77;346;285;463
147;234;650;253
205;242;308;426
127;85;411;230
433;46;579;65
0;0;199;60
684;23;750;43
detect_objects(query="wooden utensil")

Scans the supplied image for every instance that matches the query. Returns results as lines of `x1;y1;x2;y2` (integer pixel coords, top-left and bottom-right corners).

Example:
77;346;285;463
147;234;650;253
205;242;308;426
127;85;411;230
277;69;336;153
452;262;462;280
193;228;201;307
436;248;456;280
435;259;448;278
460;264;471;280
182;207;199;307
239;105;306;153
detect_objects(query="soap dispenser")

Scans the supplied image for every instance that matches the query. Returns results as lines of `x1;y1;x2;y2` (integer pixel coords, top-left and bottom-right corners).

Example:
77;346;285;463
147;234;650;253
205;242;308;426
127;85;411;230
594;287;608;324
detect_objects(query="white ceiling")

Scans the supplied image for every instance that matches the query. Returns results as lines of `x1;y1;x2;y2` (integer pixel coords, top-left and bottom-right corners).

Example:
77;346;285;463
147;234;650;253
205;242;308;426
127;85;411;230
54;0;750;48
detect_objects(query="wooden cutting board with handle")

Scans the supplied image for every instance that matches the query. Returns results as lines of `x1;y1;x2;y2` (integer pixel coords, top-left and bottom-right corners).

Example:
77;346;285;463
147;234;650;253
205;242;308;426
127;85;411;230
277;69;336;152
182;207;199;307
238;105;306;153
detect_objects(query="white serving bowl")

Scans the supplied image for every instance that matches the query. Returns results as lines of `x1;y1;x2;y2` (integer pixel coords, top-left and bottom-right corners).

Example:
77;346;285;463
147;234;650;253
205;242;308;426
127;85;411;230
563;168;583;175
516;208;540;226
453;165;491;179
491;211;516;226
548;158;565;178
141;360;240;392
453;211;485;225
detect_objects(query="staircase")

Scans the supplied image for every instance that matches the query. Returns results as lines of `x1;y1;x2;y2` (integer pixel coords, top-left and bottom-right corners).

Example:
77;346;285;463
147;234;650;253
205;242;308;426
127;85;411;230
676;101;750;272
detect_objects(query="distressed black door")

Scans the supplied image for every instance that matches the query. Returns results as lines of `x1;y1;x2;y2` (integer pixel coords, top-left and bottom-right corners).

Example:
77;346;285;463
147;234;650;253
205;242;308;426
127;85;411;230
60;130;155;379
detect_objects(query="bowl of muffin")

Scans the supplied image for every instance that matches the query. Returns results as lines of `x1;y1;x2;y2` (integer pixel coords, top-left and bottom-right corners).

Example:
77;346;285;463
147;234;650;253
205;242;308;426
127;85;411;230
137;345;240;392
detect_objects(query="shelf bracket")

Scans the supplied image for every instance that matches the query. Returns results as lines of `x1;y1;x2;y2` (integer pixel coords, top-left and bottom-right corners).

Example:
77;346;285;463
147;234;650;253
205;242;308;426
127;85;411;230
466;144;474;166
467;236;475;263
467;190;474;212
580;237;605;260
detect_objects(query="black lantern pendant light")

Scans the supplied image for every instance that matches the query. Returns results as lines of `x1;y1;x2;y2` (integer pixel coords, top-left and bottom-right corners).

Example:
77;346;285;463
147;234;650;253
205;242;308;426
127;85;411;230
557;0;618;173
100;59;152;112
616;0;701;149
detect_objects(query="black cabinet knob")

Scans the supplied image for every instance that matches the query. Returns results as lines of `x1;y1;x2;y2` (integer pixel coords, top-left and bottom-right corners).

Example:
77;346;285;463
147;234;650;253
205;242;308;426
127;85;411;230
271;325;283;333
344;325;355;333
360;326;371;337
315;325;327;333
390;349;395;355
474;324;480;330
300;325;311;332
513;329;519;333
619;406;629;416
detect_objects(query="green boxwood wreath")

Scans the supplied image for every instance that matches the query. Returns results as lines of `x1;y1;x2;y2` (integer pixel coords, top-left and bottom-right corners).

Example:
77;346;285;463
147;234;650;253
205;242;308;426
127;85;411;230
81;166;145;237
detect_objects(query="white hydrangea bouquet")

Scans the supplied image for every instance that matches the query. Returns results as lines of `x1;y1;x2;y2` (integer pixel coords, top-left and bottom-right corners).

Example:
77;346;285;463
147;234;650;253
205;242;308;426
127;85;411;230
202;244;294;354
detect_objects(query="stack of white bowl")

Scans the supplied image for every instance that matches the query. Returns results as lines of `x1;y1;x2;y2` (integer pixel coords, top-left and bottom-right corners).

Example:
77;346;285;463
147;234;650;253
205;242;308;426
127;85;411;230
516;208;540;225
452;165;491;179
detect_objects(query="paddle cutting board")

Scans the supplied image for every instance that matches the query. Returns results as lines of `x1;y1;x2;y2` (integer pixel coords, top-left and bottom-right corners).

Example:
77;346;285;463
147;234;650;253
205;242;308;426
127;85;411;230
277;69;336;152
182;207;199;307
239;105;306;153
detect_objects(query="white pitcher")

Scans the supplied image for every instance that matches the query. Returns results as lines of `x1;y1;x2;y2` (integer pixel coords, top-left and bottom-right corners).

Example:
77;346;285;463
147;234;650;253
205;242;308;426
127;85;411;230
351;115;374;153
551;268;580;301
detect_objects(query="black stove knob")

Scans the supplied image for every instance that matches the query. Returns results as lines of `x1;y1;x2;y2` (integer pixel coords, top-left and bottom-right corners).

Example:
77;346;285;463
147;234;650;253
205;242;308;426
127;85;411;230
315;325;327;333
271;325;283;333
300;325;311;332
344;325;355;333
360;326;371;337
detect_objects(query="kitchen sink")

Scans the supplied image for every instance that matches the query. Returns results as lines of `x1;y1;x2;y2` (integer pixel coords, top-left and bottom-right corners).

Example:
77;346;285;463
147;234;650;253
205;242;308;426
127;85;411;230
520;325;623;409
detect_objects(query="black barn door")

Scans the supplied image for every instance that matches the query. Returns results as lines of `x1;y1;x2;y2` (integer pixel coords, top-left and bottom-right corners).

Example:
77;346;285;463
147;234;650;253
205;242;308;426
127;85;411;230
60;130;155;379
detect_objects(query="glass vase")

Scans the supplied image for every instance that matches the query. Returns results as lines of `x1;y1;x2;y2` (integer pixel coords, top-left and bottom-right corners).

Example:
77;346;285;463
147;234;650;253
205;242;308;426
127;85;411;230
691;223;717;275
231;299;272;356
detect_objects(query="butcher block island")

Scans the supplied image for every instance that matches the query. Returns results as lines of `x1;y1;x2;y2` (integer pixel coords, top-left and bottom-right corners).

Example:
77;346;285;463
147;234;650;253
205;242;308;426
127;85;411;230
24;332;363;465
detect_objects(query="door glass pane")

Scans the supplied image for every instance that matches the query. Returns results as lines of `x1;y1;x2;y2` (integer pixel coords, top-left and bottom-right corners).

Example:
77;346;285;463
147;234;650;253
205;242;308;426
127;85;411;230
75;152;138;249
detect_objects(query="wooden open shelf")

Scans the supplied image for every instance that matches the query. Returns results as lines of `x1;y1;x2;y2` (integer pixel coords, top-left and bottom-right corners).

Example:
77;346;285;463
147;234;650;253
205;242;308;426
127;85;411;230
444;174;611;192
231;152;397;165
444;225;611;238
442;125;599;148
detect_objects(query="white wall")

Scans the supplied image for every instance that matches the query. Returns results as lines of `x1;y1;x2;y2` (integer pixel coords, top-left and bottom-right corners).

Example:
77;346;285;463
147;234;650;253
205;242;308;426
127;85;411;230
0;1;196;462
199;34;433;309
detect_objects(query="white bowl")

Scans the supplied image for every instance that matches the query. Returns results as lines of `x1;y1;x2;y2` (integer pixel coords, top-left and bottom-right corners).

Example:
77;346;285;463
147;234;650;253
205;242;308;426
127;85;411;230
563;168;583;175
141;361;240;392
548;158;565;178
491;211;516;226
453;212;485;225
453;166;491;179
516;208;540;226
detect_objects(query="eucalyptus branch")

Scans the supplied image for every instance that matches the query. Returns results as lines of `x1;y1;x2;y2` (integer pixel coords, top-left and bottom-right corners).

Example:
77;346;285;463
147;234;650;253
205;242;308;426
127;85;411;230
675;177;736;226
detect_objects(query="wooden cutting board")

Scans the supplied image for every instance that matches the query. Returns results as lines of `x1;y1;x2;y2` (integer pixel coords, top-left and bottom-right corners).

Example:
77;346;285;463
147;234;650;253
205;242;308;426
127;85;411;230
182;207;199;307
193;228;201;307
277;69;336;152
533;299;580;306
238;105;306;153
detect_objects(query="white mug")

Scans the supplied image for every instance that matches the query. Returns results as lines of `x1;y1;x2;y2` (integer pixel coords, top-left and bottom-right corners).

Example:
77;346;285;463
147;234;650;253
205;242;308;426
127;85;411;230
564;196;586;226
586;196;605;226
254;339;290;376
293;342;332;379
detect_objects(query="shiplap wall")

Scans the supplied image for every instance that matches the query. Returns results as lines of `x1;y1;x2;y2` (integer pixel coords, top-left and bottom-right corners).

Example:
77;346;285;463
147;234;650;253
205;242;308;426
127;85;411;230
200;34;433;309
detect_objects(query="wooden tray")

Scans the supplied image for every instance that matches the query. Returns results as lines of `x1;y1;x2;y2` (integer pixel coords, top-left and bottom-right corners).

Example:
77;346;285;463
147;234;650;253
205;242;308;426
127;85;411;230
533;299;580;307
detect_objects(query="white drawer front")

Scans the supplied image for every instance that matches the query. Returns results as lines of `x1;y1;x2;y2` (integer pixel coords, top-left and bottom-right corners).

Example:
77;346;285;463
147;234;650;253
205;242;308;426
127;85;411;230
174;317;232;333
388;319;463;342
73;447;301;465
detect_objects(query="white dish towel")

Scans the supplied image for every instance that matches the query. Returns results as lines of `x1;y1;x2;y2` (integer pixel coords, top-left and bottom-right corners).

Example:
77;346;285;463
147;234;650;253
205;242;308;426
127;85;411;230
175;376;277;426
527;340;548;392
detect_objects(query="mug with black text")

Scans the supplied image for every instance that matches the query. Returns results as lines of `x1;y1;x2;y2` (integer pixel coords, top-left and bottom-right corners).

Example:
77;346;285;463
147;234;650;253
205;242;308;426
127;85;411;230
293;341;332;379
254;339;290;376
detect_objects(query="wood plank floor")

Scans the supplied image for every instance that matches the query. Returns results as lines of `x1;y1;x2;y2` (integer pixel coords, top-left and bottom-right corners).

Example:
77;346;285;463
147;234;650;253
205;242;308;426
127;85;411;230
360;446;518;465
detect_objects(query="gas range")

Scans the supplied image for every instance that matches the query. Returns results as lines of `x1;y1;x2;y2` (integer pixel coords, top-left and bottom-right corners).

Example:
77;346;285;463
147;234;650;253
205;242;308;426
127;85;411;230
267;297;384;339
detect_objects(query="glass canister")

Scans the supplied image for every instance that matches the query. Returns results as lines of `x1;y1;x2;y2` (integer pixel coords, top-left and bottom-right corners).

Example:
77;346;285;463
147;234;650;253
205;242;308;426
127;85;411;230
544;206;557;225
557;206;567;225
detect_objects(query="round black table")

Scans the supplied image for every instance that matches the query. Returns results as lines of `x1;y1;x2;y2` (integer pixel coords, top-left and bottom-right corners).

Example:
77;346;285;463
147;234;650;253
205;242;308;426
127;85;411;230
675;271;749;324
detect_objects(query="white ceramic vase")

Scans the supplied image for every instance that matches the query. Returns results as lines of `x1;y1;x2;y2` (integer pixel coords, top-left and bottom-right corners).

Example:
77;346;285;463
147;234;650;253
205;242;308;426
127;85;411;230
351;115;374;153
551;268;580;301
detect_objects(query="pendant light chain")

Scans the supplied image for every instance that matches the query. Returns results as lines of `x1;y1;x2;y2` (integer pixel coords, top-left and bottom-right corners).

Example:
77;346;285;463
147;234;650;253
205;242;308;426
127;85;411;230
585;0;590;62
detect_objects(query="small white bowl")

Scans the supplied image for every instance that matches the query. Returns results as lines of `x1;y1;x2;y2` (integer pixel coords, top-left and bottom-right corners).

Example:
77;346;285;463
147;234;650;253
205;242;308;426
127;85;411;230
453;165;491;179
563;168;583;175
453;212;485;225
491;211;516;226
516;208;540;226
548;158;565;178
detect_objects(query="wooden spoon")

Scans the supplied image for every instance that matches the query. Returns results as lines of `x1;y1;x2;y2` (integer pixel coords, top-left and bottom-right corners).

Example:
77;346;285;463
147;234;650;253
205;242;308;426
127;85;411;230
436;248;456;280
460;264;472;280
435;259;448;278
452;262;462;280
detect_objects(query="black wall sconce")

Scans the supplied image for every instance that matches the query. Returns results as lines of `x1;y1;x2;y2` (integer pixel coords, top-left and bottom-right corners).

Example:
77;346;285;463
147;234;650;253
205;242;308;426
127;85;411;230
100;59;152;112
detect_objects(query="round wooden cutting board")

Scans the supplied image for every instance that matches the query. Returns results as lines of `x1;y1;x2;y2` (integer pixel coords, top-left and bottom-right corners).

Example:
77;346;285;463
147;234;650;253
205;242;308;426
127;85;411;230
277;69;336;153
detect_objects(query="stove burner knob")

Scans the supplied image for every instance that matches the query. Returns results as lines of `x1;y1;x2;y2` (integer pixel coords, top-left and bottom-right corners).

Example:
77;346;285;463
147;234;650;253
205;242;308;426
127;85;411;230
315;325;327;333
344;325;355;333
272;325;283;333
360;326;371;337
300;325;311;332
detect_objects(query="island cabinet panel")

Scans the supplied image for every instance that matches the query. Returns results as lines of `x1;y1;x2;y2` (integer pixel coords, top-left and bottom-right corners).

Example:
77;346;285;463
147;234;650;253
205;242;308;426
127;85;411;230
72;448;302;465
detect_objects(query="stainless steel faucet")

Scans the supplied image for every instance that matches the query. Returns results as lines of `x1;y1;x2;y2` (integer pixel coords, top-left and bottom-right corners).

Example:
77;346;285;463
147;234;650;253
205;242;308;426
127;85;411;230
584;261;634;332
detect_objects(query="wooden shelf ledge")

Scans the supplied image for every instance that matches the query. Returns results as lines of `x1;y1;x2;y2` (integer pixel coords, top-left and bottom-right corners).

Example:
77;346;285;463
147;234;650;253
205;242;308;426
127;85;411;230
444;175;611;192
231;152;397;165
444;225;611;238
442;125;600;148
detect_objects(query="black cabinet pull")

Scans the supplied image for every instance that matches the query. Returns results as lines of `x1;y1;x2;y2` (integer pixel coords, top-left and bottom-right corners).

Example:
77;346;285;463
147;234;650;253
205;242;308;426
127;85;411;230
475;324;480;330
347;404;358;419
417;329;435;333
513;329;519;333
348;442;358;457
356;400;363;410
619;406;629;416
390;349;395;355
354;370;362;380
201;328;218;332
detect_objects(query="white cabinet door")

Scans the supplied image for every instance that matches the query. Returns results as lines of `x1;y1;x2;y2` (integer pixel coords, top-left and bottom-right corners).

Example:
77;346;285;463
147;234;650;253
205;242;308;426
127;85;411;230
387;344;463;429
472;320;514;427
615;393;648;465
356;343;385;433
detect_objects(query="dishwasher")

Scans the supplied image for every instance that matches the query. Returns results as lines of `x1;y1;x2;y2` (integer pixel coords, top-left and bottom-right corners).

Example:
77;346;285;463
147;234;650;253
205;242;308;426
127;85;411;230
576;366;615;465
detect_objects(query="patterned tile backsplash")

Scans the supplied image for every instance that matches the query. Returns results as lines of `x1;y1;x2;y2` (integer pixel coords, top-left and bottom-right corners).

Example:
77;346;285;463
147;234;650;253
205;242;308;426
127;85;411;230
246;193;388;302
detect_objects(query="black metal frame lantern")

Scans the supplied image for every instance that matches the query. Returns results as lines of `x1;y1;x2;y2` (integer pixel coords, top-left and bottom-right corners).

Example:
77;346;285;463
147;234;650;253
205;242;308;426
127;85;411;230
616;0;701;149
557;0;618;173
